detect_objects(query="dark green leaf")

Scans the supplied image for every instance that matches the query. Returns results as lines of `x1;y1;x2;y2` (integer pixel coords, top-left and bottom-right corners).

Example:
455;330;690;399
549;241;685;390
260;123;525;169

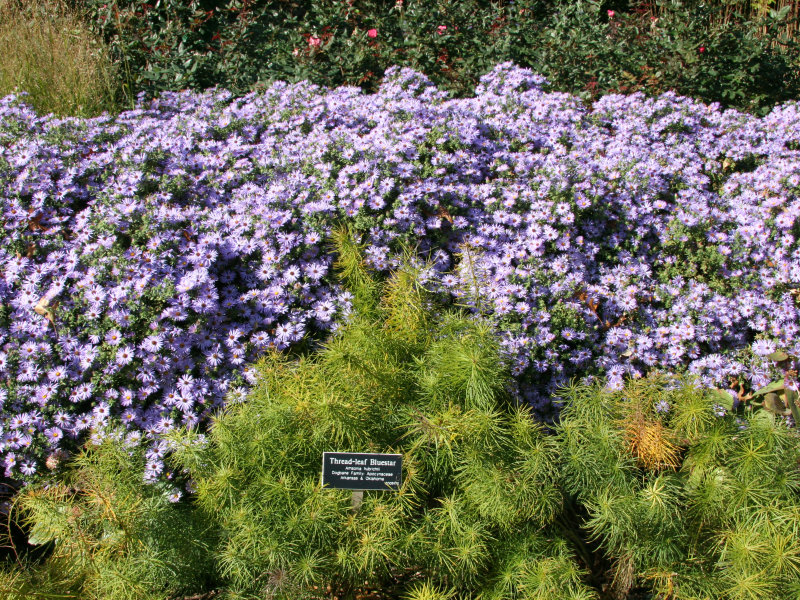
763;392;791;416
753;380;785;397
708;388;734;411
784;388;800;425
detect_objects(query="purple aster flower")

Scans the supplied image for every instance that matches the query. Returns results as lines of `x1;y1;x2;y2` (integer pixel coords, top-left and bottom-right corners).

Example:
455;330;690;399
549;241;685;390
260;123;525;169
74;382;93;401
177;374;195;396
752;339;777;357
20;341;37;359
204;345;223;368
120;388;135;407
275;323;294;342
121;410;137;425
53;412;71;427
92;402;110;422
116;346;135;366
47;367;66;381
74;415;92;431
17;362;41;383
4;453;17;476
175;396;194;412
104;329;122;345
142;335;163;353
44;427;63;445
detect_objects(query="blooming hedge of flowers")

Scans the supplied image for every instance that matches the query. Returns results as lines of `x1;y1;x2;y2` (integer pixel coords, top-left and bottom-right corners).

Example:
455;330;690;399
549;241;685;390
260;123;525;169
1;63;799;481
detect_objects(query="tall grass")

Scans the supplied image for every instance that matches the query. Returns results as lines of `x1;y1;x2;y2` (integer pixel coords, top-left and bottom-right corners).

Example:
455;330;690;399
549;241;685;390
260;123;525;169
0;0;125;117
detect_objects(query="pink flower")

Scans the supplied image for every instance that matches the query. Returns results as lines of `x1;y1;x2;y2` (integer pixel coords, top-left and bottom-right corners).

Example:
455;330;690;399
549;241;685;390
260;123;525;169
699;46;706;53
308;36;321;48
607;10;615;18
437;25;447;35
367;29;378;38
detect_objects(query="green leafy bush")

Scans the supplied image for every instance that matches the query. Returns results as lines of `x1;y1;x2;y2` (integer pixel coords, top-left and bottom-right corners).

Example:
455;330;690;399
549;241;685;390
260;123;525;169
169;228;594;599
75;0;538;99
1;432;218;600
555;374;800;600
526;0;800;115
73;0;799;114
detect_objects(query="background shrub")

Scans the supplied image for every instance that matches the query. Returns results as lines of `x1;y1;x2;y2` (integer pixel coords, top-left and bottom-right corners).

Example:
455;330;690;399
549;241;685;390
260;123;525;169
0;0;121;117
519;0;800;114
71;0;800;114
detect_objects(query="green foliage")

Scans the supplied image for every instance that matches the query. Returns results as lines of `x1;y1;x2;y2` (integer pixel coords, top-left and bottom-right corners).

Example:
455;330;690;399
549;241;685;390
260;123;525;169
70;0;799;115
4;233;800;600
329;224;383;323
524;0;800;115
169;229;593;599
555;373;800;599
3;432;218;600
0;553;82;600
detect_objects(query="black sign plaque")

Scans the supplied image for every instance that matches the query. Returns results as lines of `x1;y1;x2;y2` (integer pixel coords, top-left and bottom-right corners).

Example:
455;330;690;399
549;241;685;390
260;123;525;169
321;452;403;491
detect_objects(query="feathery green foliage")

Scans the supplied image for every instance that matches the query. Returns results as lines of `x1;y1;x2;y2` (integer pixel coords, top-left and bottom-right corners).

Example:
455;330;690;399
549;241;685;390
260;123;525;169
555;373;800;600
8;231;798;599
169;229;594;600
1;431;217;600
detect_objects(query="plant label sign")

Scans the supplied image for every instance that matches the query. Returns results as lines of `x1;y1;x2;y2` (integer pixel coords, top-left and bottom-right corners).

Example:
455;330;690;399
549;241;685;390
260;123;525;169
321;452;403;491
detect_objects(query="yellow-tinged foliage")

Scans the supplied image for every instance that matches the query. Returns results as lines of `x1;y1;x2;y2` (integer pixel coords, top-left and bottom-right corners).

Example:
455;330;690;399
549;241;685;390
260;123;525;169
0;0;123;116
621;412;683;471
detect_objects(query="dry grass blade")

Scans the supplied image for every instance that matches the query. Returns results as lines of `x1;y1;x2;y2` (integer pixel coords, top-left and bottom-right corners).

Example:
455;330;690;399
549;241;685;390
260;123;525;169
0;0;121;116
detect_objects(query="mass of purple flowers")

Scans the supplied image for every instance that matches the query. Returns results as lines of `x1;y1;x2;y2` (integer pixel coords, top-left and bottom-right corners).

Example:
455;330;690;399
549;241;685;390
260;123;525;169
1;63;798;480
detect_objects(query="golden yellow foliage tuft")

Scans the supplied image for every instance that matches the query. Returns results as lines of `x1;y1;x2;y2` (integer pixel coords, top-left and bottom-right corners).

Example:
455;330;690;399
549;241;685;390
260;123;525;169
621;411;682;471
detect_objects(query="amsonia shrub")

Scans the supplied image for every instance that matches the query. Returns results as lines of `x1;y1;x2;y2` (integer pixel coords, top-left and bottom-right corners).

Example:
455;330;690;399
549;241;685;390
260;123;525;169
169;229;595;600
1;430;217;600
555;374;800;600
